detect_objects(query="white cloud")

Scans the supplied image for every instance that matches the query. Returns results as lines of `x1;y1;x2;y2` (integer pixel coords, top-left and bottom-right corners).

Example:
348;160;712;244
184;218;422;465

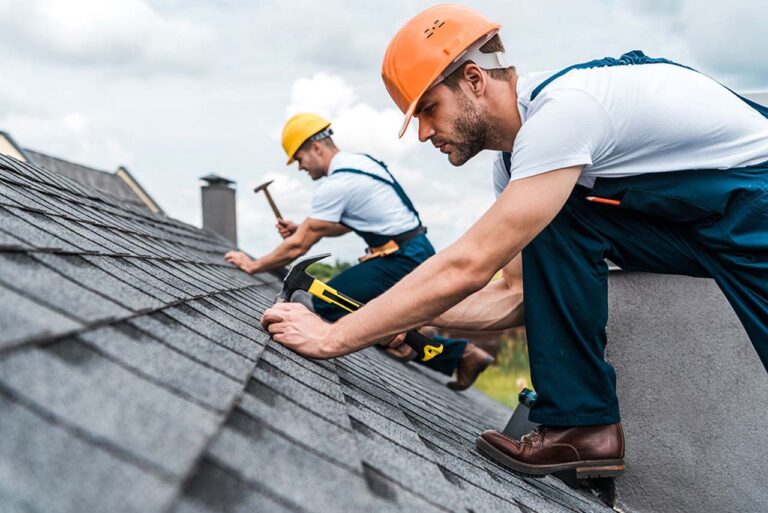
0;0;215;73
283;72;418;162
243;72;495;260
677;0;768;86
0;0;764;264
2;110;133;169
285;73;356;118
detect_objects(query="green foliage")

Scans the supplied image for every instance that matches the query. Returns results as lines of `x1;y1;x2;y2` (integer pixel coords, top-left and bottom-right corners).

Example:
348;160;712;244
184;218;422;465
473;330;532;409
306;259;353;282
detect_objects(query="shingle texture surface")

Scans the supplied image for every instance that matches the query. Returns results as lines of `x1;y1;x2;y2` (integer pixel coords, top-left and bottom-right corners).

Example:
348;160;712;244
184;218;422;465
22;149;159;212
0;153;615;513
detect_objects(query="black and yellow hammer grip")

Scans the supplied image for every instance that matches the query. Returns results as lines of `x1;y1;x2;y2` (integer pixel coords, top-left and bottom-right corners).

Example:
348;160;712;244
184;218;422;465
306;279;443;362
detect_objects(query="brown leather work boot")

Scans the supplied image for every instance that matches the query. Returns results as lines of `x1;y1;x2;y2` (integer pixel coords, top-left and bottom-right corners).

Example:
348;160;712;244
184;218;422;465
476;423;625;478
447;343;494;391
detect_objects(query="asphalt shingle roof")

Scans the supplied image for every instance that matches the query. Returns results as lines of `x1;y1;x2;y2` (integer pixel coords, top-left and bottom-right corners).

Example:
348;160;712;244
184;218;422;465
22;148;163;213
0;153;616;513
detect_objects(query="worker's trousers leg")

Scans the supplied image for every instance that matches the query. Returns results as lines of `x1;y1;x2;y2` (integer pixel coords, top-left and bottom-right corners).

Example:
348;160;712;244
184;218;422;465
523;165;768;426
312;235;467;374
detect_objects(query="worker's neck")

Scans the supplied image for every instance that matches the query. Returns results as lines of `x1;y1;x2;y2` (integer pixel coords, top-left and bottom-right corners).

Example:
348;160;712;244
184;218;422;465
321;147;340;176
483;73;521;153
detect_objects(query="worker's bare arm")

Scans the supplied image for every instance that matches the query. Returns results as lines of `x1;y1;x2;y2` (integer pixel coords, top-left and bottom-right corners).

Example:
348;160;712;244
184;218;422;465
225;218;350;273
262;166;582;358
430;254;524;331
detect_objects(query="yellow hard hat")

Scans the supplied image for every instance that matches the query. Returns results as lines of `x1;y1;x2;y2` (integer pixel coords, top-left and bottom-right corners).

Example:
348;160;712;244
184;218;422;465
281;113;332;164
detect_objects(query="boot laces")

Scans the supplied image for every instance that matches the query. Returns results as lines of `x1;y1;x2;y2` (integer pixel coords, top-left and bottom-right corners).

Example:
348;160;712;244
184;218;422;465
521;426;546;443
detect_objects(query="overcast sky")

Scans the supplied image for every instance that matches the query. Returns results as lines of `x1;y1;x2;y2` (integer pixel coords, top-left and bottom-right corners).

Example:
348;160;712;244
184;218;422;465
1;0;766;261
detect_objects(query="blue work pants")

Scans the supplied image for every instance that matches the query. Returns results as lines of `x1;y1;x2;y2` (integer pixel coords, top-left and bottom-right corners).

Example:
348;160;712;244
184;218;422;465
523;164;768;425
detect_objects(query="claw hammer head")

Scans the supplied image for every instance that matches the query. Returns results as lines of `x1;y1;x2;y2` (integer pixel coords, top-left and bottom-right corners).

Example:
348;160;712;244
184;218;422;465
276;253;330;302
253;180;274;194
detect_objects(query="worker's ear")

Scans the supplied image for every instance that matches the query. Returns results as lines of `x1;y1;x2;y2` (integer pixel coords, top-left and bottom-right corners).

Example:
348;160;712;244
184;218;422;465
310;141;323;156
463;63;486;98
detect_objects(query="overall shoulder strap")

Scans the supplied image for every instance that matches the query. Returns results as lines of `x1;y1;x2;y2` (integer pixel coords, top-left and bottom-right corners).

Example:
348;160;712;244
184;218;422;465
332;167;393;186
333;154;423;225
528;50;768;120
501;151;512;177
530;50;692;102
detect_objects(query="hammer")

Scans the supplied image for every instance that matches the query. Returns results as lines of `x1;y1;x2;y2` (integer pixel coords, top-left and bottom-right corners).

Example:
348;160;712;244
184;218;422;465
277;253;444;362
254;180;283;220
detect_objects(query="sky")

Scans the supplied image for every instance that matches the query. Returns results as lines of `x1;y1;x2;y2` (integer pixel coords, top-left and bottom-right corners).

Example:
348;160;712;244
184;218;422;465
0;0;766;261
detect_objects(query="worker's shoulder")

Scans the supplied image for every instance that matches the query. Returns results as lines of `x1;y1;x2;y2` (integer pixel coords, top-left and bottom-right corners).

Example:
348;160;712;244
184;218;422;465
532;61;704;101
327;152;389;180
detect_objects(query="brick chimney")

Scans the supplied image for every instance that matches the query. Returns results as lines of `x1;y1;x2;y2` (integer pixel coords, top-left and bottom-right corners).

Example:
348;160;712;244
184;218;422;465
200;174;237;245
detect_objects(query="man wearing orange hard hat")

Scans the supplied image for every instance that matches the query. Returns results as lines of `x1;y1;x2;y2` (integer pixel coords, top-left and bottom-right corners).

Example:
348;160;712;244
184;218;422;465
226;112;495;390
262;4;768;478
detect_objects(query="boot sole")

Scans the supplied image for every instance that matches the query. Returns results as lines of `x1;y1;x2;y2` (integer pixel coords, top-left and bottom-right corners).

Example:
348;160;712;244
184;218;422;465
476;436;625;478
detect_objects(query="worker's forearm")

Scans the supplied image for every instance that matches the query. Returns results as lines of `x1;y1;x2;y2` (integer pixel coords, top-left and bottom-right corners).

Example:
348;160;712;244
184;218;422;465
431;277;524;331
250;242;306;273
328;243;501;354
263;167;582;360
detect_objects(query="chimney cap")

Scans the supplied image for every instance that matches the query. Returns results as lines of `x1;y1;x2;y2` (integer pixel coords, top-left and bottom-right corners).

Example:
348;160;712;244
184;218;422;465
200;174;235;186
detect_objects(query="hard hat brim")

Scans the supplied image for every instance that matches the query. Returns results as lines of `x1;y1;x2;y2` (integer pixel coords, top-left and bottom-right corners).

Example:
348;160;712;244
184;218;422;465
398;101;418;139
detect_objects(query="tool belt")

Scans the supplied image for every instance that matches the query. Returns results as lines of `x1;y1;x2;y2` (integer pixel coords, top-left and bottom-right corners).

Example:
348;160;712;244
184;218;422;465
359;226;426;262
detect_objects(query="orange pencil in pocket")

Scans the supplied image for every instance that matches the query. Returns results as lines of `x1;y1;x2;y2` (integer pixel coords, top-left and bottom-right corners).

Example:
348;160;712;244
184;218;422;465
586;196;622;206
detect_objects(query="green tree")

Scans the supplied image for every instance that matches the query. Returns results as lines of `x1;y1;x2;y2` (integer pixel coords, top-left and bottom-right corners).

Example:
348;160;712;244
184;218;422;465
306;259;352;282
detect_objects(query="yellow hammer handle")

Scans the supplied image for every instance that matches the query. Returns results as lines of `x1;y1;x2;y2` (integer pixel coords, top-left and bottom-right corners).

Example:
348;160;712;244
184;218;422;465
305;279;444;362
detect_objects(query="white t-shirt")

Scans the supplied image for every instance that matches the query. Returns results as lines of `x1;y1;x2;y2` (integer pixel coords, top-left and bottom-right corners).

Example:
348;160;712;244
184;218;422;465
493;62;768;196
310;152;420;235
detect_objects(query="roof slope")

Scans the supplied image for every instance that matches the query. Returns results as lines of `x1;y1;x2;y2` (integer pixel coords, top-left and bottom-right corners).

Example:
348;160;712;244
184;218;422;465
0;153;614;513
0;131;162;214
23;148;163;214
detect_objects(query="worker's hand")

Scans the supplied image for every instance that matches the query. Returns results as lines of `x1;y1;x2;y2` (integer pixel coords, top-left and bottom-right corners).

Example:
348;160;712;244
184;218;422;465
225;251;256;273
379;333;416;361
261;302;337;359
380;332;407;349
276;219;298;239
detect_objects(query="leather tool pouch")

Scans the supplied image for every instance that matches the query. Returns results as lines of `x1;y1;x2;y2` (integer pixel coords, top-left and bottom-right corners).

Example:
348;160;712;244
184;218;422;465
359;240;400;262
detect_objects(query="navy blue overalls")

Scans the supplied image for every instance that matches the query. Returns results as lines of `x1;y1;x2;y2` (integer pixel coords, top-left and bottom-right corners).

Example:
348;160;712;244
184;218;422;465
502;51;768;426
312;154;468;375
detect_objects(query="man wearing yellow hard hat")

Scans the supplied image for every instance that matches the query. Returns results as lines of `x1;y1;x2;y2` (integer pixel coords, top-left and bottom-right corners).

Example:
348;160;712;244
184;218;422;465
262;4;768;478
225;112;495;390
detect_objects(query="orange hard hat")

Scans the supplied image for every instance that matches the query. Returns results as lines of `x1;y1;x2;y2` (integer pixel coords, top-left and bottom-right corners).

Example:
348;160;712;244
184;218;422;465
382;4;501;137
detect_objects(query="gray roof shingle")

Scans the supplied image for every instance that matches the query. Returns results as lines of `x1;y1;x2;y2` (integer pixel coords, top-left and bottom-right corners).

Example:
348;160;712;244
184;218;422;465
23;148;163;214
0;152;616;513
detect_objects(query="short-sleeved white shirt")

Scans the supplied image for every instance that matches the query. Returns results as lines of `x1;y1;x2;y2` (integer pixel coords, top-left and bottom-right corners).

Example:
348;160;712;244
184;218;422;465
493;63;768;196
310;152;420;235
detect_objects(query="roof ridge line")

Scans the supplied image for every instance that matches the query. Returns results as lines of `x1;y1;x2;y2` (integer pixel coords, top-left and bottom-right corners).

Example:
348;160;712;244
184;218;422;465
23;148;112;175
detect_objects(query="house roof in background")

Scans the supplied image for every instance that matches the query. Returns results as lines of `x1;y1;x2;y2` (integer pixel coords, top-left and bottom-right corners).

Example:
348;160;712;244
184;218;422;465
0;153;615;513
0;131;163;214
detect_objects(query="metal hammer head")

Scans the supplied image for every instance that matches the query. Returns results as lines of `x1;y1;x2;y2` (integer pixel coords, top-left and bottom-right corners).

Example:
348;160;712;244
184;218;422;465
253;180;274;193
277;253;330;302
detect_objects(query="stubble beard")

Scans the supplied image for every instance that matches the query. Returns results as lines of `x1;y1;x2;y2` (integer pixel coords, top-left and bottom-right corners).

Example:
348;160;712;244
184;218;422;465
447;91;489;166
